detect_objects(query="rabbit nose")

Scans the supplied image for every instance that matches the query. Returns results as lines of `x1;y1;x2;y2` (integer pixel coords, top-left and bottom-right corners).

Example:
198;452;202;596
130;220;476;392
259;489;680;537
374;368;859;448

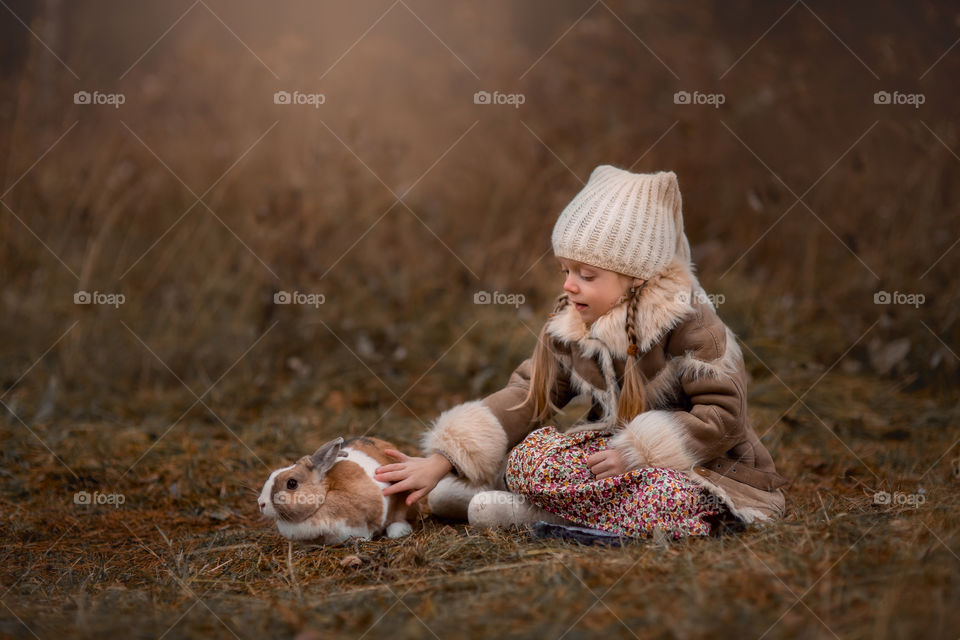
258;501;265;511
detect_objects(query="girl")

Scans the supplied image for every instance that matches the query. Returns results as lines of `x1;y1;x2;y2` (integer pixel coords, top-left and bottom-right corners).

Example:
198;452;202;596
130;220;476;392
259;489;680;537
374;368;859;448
374;165;787;538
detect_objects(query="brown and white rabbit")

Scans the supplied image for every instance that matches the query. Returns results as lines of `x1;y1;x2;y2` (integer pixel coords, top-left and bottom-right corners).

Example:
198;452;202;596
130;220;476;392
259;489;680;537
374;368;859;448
258;435;419;544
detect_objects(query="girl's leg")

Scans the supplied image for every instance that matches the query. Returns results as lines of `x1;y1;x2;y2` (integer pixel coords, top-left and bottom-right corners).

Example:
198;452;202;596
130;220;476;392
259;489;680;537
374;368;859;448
427;470;574;528
426;473;493;522
467;490;578;529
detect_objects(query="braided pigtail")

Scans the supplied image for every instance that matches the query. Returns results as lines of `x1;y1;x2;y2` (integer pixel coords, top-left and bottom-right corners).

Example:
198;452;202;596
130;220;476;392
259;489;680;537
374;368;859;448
508;293;570;422
617;283;648;426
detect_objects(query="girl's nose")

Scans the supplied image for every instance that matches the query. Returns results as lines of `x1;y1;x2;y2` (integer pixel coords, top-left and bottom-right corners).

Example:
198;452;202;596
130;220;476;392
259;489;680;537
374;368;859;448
563;276;578;294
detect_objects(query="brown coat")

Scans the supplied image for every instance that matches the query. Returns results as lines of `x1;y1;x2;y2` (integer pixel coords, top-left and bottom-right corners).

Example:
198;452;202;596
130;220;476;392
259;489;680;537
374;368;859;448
421;256;788;523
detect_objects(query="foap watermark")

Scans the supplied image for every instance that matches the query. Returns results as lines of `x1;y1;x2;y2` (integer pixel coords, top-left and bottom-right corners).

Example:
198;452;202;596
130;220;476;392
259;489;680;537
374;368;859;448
873;490;925;508
481;492;528;505
74;490;125;507
74;290;125;308
274;90;326;108
873;90;924;109
674;90;725;108
473;90;525;108
675;290;725;307
474;290;526;308
274;290;326;308
274;492;325;507
74;90;126;109
874;290;925;308
696;491;729;512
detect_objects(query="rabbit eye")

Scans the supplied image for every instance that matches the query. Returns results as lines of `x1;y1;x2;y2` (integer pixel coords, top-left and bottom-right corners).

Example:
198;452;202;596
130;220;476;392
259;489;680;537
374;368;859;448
286;479;298;490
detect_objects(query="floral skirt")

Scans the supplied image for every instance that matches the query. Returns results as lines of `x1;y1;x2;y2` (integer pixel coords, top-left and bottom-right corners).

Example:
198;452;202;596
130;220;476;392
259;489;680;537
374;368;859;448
505;426;729;539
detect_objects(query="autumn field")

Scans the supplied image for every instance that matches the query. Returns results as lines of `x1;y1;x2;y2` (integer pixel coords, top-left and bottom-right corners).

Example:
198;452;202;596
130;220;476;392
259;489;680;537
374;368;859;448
1;1;959;638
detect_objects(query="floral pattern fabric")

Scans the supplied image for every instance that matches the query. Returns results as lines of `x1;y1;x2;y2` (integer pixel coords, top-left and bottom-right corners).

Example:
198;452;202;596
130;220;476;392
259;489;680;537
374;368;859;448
505;426;729;539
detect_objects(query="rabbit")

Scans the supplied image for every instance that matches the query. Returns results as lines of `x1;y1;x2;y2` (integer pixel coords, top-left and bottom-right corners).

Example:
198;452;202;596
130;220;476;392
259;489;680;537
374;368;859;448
258;435;421;544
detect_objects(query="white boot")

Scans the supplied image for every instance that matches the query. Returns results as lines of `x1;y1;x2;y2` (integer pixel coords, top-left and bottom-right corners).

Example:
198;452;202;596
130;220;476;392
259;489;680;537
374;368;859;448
467;490;576;529
426;475;486;522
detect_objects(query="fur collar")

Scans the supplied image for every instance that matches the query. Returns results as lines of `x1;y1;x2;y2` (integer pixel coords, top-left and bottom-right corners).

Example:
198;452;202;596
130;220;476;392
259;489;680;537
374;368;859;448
545;256;699;357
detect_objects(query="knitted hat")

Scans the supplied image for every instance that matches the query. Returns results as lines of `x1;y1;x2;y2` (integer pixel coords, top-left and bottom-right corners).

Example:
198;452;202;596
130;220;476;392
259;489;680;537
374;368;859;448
551;165;691;280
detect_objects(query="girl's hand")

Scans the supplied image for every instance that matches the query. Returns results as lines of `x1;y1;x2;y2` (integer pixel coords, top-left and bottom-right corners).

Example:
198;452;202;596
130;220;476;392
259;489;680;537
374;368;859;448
587;449;628;479
373;451;452;506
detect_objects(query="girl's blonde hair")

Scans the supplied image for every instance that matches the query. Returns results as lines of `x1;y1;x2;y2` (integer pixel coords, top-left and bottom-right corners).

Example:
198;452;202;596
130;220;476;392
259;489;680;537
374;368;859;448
510;285;648;426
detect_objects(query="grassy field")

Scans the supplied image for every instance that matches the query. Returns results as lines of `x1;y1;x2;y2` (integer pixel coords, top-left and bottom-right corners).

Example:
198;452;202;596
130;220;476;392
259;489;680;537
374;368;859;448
2;375;959;639
2;1;959;638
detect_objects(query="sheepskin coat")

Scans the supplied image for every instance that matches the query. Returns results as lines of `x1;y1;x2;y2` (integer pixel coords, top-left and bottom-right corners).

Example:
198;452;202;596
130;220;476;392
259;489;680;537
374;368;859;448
421;256;788;523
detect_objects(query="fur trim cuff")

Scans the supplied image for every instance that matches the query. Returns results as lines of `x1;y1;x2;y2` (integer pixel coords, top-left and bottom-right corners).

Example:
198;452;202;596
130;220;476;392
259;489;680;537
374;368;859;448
420;400;508;487
608;410;698;471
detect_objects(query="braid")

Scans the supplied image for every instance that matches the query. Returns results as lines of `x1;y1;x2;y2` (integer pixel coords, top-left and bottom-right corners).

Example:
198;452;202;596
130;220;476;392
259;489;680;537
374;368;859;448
617;283;647;425
624;287;641;354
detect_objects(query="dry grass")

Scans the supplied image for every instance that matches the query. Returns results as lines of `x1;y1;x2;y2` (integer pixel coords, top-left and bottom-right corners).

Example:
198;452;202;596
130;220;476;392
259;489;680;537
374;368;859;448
2;374;958;639
2;1;959;638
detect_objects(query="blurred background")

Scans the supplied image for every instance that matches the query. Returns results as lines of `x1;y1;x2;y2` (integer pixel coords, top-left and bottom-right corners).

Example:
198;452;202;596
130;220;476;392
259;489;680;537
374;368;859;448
1;0;958;459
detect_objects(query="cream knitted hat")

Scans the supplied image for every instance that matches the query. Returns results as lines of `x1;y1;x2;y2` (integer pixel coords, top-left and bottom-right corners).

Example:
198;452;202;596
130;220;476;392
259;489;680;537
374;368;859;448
551;165;691;280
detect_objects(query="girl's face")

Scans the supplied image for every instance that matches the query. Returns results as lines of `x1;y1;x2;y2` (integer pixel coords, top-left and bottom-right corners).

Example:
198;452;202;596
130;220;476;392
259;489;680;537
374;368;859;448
558;257;645;326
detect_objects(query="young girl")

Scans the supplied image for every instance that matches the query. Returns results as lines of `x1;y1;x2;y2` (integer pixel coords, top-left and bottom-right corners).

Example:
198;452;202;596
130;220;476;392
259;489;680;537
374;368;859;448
374;165;788;538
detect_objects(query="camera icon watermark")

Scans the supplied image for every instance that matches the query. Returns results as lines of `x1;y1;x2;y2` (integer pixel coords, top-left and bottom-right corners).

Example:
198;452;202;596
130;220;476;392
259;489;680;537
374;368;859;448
873;490;925;507
74;90;126;109
273;90;326;108
873;290;925;308
473;90;526;108
474;290;526;308
74;290;125;308
74;490;126;507
274;290;326;308
873;90;924;108
673;90;725;108
675;290;725;307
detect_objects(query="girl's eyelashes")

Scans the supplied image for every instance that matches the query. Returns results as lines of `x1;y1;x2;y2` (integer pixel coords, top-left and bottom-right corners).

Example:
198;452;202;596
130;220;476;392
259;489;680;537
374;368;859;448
560;266;594;281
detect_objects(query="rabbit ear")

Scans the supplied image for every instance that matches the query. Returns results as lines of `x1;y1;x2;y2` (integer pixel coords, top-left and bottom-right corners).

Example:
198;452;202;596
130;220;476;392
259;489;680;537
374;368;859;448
308;436;345;475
